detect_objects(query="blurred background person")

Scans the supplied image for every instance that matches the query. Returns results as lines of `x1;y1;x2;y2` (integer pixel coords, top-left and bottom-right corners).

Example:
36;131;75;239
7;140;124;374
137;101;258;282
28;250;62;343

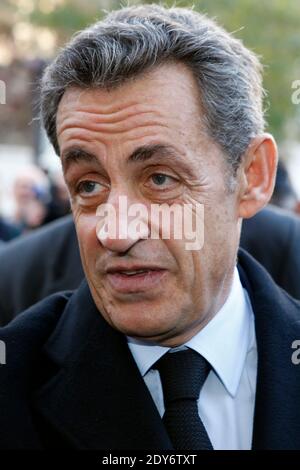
44;169;71;224
12;164;50;232
1;0;300;232
0;192;21;243
241;158;300;299
12;164;71;232
0;0;300;323
270;160;300;215
0;213;21;241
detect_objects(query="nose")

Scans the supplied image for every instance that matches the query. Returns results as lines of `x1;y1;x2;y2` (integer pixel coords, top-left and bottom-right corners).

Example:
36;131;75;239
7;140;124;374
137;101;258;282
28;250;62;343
95;193;150;253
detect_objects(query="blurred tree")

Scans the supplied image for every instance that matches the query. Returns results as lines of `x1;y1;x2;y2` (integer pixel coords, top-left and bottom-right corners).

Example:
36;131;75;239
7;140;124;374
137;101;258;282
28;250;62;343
29;0;121;42
158;0;300;141
1;0;300;144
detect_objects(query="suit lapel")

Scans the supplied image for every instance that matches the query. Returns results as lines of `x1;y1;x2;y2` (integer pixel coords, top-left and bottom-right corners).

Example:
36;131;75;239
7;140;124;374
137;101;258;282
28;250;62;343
238;249;300;450
33;281;173;450
34;250;300;450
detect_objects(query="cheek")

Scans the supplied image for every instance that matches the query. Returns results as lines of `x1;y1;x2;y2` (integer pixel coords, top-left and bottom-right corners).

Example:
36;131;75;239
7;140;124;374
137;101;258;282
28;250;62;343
165;238;196;289
74;212;100;271
199;202;238;281
203;194;237;241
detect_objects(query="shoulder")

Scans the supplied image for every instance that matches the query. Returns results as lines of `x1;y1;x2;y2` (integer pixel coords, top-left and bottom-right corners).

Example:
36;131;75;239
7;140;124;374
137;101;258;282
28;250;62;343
0;291;73;370
238;248;300;320
240;206;300;299
0;215;76;265
0;215;77;284
0;290;74;448
0;215;83;324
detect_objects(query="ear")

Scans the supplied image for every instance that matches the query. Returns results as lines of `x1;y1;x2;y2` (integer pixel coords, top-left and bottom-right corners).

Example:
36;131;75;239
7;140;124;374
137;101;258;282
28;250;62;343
238;133;278;219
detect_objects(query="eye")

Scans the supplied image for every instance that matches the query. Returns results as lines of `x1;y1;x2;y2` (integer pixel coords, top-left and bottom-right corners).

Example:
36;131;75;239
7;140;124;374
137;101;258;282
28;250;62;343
76;180;103;196
149;173;178;188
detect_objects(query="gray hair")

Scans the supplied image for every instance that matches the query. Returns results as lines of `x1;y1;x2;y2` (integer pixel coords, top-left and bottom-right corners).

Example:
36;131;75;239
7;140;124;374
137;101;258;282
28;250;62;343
40;4;265;173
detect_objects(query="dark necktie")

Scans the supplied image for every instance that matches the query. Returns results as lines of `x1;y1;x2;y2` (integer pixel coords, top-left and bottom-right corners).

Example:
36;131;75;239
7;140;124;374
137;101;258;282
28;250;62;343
154;348;213;450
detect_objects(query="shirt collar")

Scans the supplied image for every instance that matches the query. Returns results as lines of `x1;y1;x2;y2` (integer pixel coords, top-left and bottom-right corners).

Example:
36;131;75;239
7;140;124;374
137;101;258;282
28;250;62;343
127;267;254;398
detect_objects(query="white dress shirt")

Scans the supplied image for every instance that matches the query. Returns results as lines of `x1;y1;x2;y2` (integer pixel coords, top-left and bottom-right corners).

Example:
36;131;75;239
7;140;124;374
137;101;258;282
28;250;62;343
127;267;258;450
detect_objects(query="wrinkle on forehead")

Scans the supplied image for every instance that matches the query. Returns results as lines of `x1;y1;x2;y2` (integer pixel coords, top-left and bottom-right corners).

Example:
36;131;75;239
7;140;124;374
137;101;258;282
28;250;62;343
57;109;169;138
56;63;211;160
57;63;204;126
57;99;161;125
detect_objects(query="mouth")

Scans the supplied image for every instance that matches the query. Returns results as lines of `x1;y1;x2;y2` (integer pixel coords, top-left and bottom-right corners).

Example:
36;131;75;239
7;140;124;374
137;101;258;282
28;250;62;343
105;266;168;293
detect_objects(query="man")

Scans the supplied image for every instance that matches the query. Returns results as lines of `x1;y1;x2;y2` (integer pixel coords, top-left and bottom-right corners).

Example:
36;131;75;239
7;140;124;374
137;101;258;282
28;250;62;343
1;5;300;450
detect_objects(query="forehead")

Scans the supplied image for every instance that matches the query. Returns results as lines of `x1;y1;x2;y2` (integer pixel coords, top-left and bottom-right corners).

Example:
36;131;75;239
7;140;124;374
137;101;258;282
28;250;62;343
55;62;226;181
56;62;205;143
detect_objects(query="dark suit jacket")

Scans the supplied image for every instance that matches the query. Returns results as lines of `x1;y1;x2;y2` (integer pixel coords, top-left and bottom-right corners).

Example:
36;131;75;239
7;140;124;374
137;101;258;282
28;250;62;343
0;215;84;326
241;205;300;300
0;249;300;450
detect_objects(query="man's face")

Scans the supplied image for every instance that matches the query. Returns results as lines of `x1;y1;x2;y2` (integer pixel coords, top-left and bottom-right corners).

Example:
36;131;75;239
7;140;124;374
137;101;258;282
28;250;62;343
57;63;241;346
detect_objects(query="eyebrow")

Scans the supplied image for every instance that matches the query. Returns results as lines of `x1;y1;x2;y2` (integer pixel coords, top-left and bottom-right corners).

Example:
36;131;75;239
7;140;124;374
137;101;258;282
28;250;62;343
128;144;180;163
62;148;99;173
128;144;197;179
62;144;195;178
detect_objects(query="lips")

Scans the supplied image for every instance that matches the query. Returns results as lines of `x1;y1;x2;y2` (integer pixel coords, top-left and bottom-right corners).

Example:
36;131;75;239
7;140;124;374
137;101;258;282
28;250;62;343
105;266;167;293
115;269;150;276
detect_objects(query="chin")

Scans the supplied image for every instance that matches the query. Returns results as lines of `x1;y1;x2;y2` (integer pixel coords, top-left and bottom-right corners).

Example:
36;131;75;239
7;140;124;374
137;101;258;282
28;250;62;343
107;308;177;341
